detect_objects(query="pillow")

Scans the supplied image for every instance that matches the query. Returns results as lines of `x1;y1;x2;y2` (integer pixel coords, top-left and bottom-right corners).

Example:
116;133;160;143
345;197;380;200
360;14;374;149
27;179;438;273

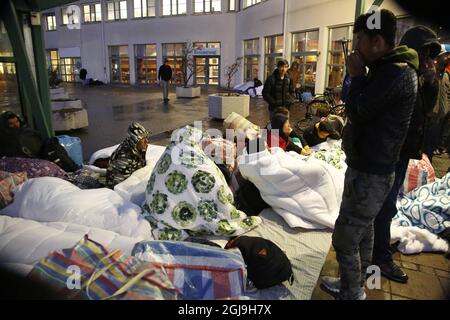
1;177;152;240
114;165;153;206
0;171;28;209
0;157;67;179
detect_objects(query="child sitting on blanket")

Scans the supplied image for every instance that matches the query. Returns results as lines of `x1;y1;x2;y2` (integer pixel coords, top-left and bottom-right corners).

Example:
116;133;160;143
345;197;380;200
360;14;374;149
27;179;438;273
267;113;312;156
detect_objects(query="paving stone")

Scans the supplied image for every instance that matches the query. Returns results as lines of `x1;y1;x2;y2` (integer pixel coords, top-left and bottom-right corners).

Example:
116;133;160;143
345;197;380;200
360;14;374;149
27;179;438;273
438;277;450;300
401;262;419;271
391;294;412;300
418;265;436;275
366;289;390;300
390;269;445;300
435;269;450;279
400;253;449;271
310;283;334;300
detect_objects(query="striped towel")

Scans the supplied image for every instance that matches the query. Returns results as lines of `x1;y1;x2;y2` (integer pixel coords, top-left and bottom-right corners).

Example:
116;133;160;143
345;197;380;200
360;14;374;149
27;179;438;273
29;236;178;300
132;241;248;300
223;112;260;139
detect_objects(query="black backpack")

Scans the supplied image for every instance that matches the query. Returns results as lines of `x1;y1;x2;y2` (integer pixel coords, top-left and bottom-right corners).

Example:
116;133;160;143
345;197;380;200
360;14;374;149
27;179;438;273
40;137;80;172
226;236;294;289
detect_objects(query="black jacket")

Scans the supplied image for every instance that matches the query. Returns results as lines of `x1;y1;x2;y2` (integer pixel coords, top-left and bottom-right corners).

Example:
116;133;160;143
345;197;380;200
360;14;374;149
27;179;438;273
342;46;419;174
158;64;172;81
262;69;296;111
399;26;441;160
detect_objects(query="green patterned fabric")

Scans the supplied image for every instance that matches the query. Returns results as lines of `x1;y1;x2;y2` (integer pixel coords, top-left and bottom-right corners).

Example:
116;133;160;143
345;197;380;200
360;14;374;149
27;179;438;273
143;126;261;240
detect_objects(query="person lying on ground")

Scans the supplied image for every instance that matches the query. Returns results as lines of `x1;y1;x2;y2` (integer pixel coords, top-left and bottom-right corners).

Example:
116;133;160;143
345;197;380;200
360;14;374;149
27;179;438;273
0;111;79;172
105;122;151;188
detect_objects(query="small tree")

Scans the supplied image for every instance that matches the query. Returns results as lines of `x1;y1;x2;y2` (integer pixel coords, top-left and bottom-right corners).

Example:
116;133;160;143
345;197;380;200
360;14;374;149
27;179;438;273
225;57;243;93
48;67;62;88
179;41;196;88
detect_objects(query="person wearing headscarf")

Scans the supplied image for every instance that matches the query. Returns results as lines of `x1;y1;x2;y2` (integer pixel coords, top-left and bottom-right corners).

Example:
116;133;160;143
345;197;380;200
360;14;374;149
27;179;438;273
105;122;151;188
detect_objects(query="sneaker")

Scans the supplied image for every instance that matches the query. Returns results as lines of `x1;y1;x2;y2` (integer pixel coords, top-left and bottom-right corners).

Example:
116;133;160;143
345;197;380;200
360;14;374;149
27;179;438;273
376;261;408;283
319;276;366;300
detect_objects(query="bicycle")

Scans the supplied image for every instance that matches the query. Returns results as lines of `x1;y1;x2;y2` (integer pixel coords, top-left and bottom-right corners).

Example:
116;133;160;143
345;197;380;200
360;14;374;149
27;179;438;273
295;87;346;132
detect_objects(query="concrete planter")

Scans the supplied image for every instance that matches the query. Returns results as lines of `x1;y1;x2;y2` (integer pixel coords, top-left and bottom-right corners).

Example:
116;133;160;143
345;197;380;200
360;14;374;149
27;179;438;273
208;94;250;119
51;99;83;111
176;86;201;98
50;87;69;100
53;108;89;131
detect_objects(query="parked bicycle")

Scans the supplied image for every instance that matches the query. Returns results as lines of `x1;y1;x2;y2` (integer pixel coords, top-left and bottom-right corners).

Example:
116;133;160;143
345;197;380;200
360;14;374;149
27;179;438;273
295;87;346;132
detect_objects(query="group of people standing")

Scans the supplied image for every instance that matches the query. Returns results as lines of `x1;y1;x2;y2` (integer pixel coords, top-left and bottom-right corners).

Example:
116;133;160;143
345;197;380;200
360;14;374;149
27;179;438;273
261;9;449;300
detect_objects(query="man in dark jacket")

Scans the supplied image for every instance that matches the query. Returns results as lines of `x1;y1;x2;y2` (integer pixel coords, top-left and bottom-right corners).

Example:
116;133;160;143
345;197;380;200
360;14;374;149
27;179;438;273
321;9;419;300
158;59;173;102
371;26;441;284
262;59;296;118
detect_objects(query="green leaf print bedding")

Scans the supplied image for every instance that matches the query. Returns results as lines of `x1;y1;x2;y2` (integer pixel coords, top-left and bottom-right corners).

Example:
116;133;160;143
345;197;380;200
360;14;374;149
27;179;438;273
143;126;261;240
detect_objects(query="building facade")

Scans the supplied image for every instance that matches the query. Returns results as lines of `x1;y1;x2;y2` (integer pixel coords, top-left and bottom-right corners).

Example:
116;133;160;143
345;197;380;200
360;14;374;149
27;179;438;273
38;0;449;94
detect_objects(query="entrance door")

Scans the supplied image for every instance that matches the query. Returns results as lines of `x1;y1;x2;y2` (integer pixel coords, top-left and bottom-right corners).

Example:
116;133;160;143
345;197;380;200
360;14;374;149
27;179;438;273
195;56;220;86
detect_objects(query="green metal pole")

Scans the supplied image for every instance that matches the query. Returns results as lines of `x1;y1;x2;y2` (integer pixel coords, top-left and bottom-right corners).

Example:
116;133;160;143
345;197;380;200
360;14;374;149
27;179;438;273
0;0;52;139
30;12;54;134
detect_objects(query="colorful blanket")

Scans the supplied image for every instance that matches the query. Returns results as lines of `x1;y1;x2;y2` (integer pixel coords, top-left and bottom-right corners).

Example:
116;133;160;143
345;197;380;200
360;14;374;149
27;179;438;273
143;126;261;240
393;173;450;235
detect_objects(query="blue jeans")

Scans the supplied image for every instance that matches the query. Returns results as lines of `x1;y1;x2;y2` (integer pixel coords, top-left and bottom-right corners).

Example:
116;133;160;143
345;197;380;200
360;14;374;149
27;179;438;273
372;159;409;264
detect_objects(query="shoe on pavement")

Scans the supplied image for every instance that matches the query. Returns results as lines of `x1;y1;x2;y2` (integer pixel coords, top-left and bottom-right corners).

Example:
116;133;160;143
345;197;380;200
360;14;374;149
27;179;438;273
376;261;408;283
319;276;366;300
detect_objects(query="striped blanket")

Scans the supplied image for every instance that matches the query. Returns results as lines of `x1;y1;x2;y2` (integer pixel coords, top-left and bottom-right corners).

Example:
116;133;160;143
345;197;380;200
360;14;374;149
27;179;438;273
28;236;178;300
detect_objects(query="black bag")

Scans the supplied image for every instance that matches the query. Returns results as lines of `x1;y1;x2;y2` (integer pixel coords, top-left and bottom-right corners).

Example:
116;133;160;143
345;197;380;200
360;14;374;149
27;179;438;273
225;236;294;289
236;180;270;216
40;137;80;172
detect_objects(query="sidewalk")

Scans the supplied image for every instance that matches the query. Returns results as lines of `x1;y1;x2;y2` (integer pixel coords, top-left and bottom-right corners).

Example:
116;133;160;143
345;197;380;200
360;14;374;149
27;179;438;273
63;83;450;300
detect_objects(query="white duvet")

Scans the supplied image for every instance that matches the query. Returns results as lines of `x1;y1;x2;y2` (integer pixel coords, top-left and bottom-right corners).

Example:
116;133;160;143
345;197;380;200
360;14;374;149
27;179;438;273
238;147;344;229
0;177;152;239
0;215;139;276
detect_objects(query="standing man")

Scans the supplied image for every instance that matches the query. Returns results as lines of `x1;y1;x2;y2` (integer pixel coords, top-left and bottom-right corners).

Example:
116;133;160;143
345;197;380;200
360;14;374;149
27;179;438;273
371;26;441;284
320;9;419;300
262;59;296;119
158;59;173;103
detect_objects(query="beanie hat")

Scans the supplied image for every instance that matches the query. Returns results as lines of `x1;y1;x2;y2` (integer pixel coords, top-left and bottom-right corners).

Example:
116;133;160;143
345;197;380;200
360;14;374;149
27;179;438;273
399;26;441;59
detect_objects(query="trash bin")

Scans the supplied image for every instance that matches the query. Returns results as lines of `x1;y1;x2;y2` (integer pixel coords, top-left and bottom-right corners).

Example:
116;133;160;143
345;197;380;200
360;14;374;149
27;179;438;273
56;135;83;167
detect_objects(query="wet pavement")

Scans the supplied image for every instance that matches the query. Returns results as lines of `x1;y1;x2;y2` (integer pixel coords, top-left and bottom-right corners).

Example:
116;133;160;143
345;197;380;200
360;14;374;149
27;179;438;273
61;82;307;160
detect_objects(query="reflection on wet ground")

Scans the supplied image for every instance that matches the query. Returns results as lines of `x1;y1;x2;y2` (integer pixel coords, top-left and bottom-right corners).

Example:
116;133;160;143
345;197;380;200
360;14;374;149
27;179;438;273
2;82;308;161
0;80;21;115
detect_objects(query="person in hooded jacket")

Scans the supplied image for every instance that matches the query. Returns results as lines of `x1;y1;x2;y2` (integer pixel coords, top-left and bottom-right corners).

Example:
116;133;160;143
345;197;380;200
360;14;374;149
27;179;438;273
105;122;151;188
371;26;441;284
321;10;419;300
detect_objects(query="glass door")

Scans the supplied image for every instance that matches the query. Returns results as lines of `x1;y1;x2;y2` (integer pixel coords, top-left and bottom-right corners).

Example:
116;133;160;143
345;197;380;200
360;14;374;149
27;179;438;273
195;56;220;86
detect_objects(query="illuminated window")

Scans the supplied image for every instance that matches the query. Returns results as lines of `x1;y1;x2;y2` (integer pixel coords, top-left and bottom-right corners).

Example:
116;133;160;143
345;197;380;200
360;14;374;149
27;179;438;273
45;14;56;31
161;0;187;16
194;0;221;13
244;39;259;82
264;34;283;80
291;30;319;90
326;25;353;88
133;0;156;18
243;0;261;9
107;1;128;20
135;44;157;84
83;3;102;23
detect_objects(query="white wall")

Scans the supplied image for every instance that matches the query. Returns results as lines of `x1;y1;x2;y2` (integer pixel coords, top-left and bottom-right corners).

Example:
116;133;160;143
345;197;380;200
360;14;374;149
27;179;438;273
42;0;411;88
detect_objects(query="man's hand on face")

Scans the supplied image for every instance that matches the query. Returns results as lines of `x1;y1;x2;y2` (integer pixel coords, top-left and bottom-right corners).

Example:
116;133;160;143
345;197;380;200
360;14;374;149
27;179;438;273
347;51;366;77
421;57;437;84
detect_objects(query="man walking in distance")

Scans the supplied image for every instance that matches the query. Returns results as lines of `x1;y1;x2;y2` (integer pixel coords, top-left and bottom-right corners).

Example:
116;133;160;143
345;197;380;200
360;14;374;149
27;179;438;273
158;59;173;103
320;9;419;299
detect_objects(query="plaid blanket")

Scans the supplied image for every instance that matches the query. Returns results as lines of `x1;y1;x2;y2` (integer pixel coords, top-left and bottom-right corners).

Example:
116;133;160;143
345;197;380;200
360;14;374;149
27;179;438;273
132;240;247;299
